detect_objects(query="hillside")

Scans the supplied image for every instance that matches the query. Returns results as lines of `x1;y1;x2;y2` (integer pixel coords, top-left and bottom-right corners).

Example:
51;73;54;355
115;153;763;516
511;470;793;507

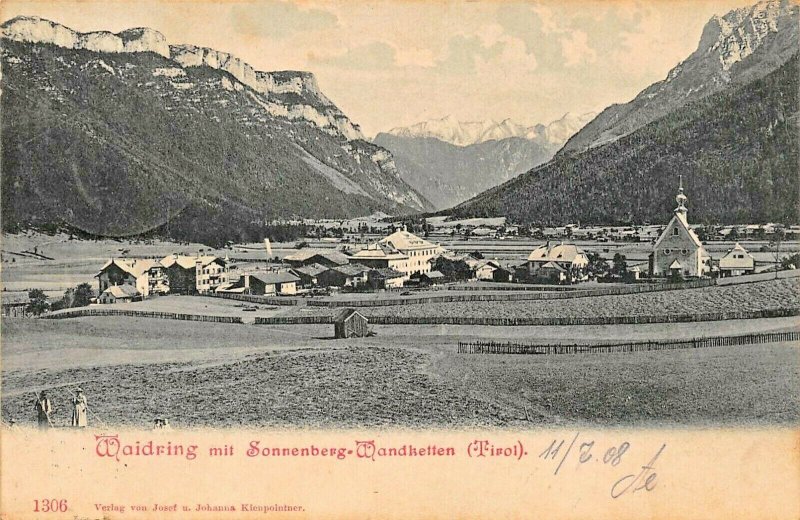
445;53;799;226
0;17;432;245
372;134;555;209
561;0;798;155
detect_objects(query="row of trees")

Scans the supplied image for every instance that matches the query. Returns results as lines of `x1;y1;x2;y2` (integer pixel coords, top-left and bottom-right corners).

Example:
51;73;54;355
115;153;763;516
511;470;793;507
26;283;94;316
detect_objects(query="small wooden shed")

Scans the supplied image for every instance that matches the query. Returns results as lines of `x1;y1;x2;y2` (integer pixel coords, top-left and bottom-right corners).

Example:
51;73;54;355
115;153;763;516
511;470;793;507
334;308;369;339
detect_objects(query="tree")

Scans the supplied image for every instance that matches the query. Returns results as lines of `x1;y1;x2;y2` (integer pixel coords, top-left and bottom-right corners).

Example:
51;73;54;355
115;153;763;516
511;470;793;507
432;257;472;281
769;225;786;279
26;289;49;316
612;253;628;277
586;252;609;279
73;283;94;307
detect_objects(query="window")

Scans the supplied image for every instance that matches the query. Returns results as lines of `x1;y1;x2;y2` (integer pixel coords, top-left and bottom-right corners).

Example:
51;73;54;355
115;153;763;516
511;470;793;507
673;228;679;236
664;249;672;255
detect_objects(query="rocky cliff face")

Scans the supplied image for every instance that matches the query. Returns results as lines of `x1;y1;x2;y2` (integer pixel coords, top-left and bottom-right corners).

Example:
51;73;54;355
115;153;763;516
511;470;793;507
169;44;364;141
1;16;365;142
560;0;799;155
0;17;431;242
1;16;170;57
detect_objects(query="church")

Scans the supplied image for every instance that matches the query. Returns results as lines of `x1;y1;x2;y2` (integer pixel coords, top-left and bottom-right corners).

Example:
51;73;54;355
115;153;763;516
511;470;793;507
649;178;711;278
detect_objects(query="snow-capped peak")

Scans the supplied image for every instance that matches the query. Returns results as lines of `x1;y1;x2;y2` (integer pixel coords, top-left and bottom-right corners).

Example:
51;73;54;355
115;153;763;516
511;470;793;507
386;112;597;147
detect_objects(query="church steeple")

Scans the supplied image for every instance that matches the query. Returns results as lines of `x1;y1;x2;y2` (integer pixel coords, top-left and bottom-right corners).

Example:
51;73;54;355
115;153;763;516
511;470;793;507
675;175;688;216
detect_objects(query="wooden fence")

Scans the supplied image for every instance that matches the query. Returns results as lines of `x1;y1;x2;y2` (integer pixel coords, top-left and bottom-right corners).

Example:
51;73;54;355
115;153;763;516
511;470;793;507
307;279;718;308
255;316;334;325
365;307;799;326
449;279;715;293
201;292;298;306
458;330;800;355
41;308;243;324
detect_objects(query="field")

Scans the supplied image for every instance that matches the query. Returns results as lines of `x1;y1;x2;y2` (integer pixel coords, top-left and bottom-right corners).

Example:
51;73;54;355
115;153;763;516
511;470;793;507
3;234;799;429
2;314;798;428
286;278;800;320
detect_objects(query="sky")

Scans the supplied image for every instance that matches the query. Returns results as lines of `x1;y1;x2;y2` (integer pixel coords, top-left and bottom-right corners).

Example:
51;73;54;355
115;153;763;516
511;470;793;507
1;0;756;137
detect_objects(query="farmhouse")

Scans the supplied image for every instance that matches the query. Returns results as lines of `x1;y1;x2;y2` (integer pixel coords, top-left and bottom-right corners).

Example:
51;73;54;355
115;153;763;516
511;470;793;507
649;179;711;278
347;243;410;278
379;229;444;276
96;258;168;298
98;284;138;304
419;270;445;285
367;268;406;290
317;264;371;288
290;263;328;288
471;260;501;281
243;272;299;295
334;308;369;339
283;249;350;268
160;255;230;294
718;243;755;277
527;243;589;283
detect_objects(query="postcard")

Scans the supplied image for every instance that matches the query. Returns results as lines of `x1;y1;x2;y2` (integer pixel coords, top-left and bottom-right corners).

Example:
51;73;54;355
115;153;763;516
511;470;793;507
1;0;798;518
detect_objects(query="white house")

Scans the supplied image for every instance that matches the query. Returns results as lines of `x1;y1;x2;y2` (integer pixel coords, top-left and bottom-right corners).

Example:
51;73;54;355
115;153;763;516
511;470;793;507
96;258;168;298
527;243;589;282
718;243;755;277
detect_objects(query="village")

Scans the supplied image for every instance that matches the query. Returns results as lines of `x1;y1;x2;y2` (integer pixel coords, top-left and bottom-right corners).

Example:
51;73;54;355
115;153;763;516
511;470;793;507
83;182;793;306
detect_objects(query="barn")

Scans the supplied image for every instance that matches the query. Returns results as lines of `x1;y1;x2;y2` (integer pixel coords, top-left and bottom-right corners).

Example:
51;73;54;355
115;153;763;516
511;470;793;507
333;308;369;339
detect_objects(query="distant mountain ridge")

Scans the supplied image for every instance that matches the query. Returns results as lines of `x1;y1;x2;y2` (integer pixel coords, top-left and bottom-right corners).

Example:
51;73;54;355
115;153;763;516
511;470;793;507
376;112;595;209
0;16;432;244
386;112;596;148
560;0;799;155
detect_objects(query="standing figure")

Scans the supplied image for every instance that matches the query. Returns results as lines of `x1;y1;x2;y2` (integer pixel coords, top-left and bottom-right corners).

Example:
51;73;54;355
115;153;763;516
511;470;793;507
71;388;88;428
34;391;52;429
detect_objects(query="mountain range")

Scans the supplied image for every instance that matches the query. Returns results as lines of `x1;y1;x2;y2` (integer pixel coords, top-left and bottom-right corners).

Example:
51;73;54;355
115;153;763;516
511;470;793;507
374;113;595;209
384;113;596;147
0;16;432;245
445;0;799;226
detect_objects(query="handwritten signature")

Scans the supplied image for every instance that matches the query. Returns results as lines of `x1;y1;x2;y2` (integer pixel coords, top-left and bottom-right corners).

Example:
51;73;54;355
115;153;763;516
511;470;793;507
539;432;665;498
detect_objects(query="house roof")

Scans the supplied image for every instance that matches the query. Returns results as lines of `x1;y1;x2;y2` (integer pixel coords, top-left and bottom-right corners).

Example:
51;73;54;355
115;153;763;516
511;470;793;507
334;308;367;323
283;249;350;265
722;242;753;258
249;272;300;285
379;230;437;251
292;263;329;277
540;261;567;272
528;243;587;263
424;270;445;279
102;284;138;298
328;264;371;276
160;255;224;270
348;243;408;260
97;258;161;278
369;267;405;279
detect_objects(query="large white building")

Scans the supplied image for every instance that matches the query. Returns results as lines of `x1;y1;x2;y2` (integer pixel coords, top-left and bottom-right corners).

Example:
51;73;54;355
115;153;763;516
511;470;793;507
378;229;444;276
649;179;711;278
527;243;589;283
347;243;410;278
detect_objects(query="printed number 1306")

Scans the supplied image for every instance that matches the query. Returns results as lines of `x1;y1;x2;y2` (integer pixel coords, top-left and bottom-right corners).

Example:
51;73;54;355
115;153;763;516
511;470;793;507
33;499;68;513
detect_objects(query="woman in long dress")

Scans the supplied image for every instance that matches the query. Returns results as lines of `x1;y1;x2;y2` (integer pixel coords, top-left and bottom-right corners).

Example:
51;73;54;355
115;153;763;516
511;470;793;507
71;389;88;428
34;391;52;429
